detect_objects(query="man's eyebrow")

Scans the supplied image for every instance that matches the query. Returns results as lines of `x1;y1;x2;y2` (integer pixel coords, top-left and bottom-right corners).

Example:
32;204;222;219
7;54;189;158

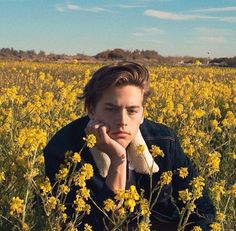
104;103;141;108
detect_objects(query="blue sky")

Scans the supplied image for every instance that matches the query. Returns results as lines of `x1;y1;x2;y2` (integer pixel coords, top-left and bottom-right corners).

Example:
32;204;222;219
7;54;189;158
0;0;236;58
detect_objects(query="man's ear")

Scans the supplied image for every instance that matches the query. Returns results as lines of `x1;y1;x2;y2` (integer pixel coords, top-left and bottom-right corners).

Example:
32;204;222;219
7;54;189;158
88;106;95;120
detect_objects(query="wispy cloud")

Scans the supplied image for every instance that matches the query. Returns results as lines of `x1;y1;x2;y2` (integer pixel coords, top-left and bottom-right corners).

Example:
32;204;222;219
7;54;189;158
133;27;164;37
141;27;164;34
56;3;112;13
193;6;236;13
117;4;145;9
219;17;236;23
144;9;216;20
144;9;236;23
55;5;65;12
67;4;80;11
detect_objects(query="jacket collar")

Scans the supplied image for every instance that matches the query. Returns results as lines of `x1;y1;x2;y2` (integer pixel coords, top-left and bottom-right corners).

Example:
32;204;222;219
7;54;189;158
89;129;159;178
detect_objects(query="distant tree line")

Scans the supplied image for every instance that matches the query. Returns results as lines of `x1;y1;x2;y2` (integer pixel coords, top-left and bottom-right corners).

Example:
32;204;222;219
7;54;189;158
0;47;235;66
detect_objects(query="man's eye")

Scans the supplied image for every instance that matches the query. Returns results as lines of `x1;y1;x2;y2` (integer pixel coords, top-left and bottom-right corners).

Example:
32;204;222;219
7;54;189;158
105;108;116;112
128;110;138;114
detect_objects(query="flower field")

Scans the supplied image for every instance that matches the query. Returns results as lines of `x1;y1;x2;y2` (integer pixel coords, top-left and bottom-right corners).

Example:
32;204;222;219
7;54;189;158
0;60;235;230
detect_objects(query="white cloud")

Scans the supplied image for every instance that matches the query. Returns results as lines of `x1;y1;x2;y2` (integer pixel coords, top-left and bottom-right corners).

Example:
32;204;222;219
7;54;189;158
144;9;216;20
83;7;112;13
144;9;236;23
118;4;145;9
67;4;80;11
55;6;65;12
219;17;236;23
141;27;164;34
193;6;236;13
56;3;112;13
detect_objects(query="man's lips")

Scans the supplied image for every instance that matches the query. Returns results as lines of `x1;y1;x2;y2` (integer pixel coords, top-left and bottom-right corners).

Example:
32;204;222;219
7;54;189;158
111;131;131;136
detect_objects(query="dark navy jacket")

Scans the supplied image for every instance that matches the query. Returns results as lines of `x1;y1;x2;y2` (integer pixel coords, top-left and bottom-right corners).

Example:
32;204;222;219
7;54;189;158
44;116;215;230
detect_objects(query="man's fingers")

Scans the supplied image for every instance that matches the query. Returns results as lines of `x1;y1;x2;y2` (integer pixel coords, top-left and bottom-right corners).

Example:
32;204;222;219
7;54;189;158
98;125;110;142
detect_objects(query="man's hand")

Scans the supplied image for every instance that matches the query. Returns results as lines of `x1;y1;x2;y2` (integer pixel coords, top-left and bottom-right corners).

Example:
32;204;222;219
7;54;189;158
85;120;126;163
85;120;127;191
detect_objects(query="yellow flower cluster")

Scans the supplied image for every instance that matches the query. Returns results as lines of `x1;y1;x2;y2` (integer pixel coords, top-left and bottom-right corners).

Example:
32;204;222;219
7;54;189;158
103;198;116;212
189;176;205;200
178;167;189;179
150;145;165;158
206;151;221;176
1;61;235;229
158;171;172;186
210;222;221;231
191;226;202;231
136;144;145;155
73;163;94;187
83;134;97;148
10;196;24;215
40;177;52;194
115;185;140;213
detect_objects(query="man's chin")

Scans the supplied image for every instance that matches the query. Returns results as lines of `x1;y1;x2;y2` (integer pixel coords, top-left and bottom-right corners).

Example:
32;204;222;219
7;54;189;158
115;138;131;149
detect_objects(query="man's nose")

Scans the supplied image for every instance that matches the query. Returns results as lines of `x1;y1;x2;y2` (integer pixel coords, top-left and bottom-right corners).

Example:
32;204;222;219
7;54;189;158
116;110;128;127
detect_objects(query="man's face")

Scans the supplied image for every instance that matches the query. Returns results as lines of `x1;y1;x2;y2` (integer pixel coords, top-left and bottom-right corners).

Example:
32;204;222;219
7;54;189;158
89;85;144;148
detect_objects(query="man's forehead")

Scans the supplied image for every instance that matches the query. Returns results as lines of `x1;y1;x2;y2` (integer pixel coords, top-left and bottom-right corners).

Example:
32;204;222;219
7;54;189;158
104;102;142;108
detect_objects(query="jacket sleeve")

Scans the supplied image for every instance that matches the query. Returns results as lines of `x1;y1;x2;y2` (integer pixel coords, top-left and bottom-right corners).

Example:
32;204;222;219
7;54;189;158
171;131;215;231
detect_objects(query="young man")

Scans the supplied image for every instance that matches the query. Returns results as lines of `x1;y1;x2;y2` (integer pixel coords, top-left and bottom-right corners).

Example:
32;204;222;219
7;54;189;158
44;62;215;230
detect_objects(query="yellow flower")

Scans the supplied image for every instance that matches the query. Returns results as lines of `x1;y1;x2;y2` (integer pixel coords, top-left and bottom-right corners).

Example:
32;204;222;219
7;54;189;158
210;222;221;231
150;145;165;158
210;181;225;202
10;196;24;215
227;183;236;198
0;171;5;183
117;207;126;218
139;198;150;216
206;151;221;176
59;184;70;194
159;171;172;186
84;223;93;231
74;195;86;213
178;167;189;179
56;167;69;180
186;202;196;212
115;189;126;201
216;212;225;222
193;108;205;118
136;144;145;155
40;178;52;194
72;152;81;163
81;163;94;180
83;134;96;148
138;221;150;231
190;176;205;200
47;196;57;210
124;198;136;212
78;187;90;200
178;189;192;204
73;173;86;187
103;199;116;212
129;185;140;201
191;226;202;231
210;120;219;129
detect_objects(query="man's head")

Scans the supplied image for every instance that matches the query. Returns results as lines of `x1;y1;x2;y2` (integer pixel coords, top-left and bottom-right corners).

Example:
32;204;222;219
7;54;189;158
81;62;150;112
80;62;151;147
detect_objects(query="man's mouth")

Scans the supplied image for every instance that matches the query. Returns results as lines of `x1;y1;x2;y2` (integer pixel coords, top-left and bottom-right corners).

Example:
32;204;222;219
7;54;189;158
111;131;131;137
